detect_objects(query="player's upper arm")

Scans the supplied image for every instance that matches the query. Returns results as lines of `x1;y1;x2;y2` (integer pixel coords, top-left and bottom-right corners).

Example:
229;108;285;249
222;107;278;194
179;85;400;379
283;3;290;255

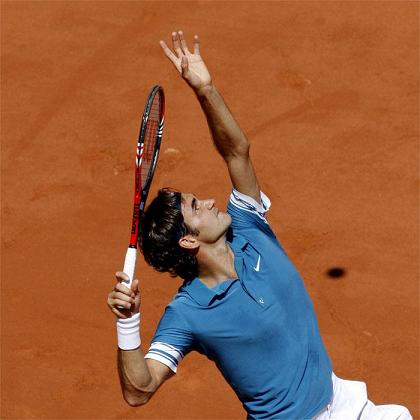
140;302;193;405
226;151;261;205
127;358;174;406
146;358;175;393
121;357;175;407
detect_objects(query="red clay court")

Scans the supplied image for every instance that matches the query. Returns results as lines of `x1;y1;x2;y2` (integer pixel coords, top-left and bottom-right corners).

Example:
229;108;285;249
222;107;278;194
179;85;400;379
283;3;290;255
1;1;418;418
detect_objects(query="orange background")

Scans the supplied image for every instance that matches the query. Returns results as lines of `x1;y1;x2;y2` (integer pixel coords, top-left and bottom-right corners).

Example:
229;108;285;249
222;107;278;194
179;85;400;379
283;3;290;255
1;1;418;418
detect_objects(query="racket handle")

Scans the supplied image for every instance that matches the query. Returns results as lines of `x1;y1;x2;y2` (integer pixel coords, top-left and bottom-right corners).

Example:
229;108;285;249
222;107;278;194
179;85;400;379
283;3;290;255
122;247;137;289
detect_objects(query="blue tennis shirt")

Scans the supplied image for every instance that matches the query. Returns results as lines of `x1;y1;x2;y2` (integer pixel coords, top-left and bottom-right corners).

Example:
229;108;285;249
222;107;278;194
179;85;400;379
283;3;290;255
145;189;333;419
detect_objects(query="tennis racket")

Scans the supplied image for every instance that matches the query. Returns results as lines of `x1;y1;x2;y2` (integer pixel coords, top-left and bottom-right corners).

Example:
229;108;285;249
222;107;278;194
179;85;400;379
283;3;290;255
120;85;165;297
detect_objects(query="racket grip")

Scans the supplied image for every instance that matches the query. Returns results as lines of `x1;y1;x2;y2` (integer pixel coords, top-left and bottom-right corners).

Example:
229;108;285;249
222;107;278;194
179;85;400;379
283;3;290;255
122;247;137;289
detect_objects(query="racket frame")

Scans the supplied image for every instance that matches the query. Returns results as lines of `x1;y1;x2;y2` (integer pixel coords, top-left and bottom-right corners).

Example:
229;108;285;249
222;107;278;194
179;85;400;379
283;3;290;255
121;85;165;294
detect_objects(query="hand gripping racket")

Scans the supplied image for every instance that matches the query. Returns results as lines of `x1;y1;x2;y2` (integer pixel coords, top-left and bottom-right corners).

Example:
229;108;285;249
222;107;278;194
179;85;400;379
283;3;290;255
120;85;165;297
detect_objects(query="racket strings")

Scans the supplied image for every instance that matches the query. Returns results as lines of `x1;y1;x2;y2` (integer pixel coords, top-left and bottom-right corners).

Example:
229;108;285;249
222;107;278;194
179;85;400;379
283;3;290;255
140;95;161;189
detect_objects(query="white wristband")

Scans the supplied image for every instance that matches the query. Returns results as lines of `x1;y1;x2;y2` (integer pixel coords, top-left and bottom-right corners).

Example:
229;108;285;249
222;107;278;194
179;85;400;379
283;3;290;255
116;312;141;350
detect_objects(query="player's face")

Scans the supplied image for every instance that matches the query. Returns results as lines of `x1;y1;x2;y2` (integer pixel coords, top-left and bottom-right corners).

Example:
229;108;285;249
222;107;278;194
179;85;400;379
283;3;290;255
180;193;231;244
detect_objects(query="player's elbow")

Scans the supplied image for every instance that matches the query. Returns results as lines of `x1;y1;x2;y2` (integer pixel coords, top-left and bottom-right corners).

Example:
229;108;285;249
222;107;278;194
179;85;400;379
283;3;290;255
236;141;250;157
125;398;148;407
226;142;250;161
239;142;250;157
123;390;151;407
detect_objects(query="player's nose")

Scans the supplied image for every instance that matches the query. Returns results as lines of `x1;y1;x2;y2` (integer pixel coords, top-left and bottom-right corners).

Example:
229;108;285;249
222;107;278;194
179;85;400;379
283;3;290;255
205;198;215;209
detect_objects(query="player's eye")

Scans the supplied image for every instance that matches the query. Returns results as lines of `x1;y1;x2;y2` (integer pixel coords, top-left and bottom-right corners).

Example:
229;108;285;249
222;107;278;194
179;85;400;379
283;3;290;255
192;198;199;212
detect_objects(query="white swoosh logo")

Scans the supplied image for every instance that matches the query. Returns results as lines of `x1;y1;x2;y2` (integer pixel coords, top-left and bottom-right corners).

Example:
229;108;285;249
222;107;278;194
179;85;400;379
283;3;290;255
254;255;261;272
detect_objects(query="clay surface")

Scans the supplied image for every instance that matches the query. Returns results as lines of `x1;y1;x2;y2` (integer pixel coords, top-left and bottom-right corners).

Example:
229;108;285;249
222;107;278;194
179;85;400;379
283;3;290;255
1;1;418;418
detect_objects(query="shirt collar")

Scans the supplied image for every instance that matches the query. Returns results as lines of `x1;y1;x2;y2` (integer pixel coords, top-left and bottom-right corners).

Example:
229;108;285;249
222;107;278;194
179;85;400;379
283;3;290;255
225;226;249;252
182;233;249;306
230;234;249;252
184;277;237;306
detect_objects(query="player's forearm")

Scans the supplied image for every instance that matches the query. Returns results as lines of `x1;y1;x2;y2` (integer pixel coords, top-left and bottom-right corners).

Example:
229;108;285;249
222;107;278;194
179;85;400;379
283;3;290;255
195;84;249;159
117;348;154;406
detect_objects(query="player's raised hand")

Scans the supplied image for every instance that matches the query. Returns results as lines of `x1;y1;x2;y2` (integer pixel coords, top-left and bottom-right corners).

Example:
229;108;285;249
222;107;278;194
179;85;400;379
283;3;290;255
160;31;212;93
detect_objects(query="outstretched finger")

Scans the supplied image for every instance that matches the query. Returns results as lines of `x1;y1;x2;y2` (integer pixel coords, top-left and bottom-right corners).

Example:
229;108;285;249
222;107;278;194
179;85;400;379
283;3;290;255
193;34;200;55
159;40;179;67
172;31;183;58
178;30;190;54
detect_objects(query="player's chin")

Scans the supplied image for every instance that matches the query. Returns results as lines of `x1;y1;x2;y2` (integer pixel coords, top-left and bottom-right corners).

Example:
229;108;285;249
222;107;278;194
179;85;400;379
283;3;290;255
222;212;232;226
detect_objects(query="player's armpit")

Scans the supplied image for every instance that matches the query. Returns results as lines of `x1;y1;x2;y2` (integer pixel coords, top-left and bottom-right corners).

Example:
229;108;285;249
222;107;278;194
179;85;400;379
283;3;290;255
226;153;261;205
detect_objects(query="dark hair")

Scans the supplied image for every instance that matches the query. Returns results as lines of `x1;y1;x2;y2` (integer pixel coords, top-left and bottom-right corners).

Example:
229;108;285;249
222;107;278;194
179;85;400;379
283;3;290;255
138;188;199;281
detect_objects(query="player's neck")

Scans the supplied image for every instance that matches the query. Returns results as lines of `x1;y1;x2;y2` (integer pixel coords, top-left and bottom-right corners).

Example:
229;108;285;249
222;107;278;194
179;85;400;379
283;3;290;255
196;238;237;288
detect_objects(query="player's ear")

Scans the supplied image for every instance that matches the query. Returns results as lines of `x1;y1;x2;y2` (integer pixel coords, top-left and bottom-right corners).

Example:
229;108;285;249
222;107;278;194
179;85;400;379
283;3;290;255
178;234;199;250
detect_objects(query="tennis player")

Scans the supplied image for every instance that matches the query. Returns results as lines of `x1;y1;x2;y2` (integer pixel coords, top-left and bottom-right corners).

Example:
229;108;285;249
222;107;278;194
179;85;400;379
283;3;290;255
107;31;412;419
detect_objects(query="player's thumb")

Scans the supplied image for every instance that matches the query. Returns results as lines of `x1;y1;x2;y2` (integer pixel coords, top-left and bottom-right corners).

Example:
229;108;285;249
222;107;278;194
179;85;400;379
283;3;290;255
131;279;139;294
131;279;141;312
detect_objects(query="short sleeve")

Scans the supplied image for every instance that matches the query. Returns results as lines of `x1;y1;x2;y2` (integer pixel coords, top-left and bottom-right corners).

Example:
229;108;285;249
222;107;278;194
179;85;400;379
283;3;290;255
145;304;194;373
227;189;271;230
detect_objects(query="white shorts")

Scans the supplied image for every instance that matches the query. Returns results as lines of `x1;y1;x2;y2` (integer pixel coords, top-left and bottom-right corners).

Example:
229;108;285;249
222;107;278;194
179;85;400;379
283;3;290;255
312;373;412;420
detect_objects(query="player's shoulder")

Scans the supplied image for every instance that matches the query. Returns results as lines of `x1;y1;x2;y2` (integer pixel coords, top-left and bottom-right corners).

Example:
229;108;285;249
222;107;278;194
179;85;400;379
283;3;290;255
164;282;196;313
227;188;272;229
155;289;193;332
